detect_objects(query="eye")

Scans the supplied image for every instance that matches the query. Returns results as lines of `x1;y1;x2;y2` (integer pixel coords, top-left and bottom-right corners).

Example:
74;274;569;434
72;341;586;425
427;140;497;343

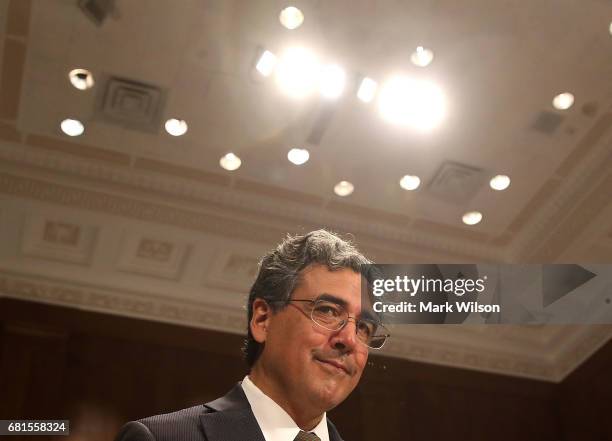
315;303;341;317
357;320;375;337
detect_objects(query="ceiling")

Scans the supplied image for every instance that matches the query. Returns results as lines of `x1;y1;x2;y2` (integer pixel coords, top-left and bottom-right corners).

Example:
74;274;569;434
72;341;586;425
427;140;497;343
0;0;611;382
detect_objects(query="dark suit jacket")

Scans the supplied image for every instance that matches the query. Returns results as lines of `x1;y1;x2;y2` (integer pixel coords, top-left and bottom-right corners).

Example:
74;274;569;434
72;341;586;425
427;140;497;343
114;383;345;441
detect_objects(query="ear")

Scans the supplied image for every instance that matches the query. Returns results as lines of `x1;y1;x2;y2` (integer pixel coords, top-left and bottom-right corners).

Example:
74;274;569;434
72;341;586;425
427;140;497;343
250;298;273;344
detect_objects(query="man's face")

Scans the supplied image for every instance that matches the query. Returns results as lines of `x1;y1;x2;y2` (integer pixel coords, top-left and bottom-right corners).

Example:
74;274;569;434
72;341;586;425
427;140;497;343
256;264;368;412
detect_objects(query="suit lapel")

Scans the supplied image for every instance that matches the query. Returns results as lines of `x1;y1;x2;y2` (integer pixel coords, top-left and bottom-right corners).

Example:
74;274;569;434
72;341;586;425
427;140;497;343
199;383;265;441
327;420;344;441
200;383;345;441
200;409;266;441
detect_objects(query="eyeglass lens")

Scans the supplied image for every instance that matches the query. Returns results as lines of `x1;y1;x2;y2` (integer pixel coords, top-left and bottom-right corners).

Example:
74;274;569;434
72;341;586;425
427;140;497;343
310;300;387;349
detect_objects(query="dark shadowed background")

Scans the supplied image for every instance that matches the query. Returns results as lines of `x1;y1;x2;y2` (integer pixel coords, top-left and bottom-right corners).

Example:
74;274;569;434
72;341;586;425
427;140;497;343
1;298;611;441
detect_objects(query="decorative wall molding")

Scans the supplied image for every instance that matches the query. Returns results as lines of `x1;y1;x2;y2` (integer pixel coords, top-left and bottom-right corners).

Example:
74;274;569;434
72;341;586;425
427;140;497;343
21;213;98;265
380;335;555;381
116;232;191;280
0;273;246;336
0;142;503;261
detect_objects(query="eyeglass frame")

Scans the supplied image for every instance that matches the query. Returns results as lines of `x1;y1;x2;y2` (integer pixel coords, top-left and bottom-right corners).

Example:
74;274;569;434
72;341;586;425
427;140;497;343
270;297;390;349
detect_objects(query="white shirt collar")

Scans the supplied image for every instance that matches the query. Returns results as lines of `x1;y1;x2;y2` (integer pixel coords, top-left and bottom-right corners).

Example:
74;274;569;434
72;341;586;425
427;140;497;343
241;375;330;441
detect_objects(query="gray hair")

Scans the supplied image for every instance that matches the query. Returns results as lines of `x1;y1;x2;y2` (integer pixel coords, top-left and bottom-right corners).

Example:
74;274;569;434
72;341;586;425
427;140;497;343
243;229;372;367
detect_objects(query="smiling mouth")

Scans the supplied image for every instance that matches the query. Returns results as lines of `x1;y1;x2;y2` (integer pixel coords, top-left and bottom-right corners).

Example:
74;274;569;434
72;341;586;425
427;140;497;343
315;358;350;375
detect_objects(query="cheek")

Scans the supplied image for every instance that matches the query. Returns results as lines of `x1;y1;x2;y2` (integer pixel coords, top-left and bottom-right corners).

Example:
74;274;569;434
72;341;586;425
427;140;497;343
298;321;330;347
354;351;368;375
275;320;321;357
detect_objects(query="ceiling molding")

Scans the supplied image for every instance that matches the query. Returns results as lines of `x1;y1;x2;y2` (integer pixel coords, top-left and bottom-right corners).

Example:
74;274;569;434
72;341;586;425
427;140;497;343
0;142;505;261
381;335;555;381
0;273;246;336
509;115;612;261
553;325;612;381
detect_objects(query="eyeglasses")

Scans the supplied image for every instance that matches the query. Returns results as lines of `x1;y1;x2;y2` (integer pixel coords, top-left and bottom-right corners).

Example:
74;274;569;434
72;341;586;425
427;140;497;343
281;298;390;349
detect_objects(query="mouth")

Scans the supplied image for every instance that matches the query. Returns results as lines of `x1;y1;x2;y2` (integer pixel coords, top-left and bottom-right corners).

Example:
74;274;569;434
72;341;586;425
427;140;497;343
314;357;350;375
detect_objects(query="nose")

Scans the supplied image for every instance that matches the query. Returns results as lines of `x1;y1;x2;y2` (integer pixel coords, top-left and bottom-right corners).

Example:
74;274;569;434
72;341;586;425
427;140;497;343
330;317;358;352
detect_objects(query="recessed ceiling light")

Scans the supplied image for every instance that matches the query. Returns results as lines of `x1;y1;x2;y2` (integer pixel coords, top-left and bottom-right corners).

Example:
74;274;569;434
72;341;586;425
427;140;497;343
279;6;304;30
276;47;319;98
287;148;309;165
462;211;482;226
334;181;354;197
378;76;446;130
552;92;574;110
60;118;84;136
319;64;346;99
255;50;277;77
164;118;188;136
219;153;241;171
357;77;378;103
490;174;511;191
68;68;94;90
410;46;434;67
399;175;421;190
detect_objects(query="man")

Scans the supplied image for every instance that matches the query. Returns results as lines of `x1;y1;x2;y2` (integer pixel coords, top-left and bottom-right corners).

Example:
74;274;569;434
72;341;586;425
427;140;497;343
115;230;389;441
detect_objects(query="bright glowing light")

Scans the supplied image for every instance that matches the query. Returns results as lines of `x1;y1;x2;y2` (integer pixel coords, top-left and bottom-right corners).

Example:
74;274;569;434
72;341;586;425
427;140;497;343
287;148;309;165
378;76;446;130
319;64;345;99
609;21;612;35
60;118;84;136
219;153;241;171
357;77;378;103
490;175;511;191
279;6;304;30
68;68;94;90
334;181;354;196
410;46;434;67
399;175;421;190
256;50;277;77
462;211;482;226
552;92;574;110
164;119;188;136
275;47;319;98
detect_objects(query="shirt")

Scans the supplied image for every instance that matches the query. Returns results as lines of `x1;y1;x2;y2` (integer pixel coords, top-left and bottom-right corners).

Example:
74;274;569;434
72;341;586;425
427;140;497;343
241;375;330;441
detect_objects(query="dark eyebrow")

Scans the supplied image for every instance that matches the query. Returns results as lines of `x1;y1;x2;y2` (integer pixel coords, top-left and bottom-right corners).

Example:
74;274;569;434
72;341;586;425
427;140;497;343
315;293;348;307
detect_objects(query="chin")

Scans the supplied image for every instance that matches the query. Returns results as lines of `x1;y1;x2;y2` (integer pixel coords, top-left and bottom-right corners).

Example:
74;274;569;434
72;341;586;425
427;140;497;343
311;381;351;410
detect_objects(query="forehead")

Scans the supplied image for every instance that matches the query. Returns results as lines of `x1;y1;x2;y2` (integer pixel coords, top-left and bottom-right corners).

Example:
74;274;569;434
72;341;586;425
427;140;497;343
295;264;363;310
